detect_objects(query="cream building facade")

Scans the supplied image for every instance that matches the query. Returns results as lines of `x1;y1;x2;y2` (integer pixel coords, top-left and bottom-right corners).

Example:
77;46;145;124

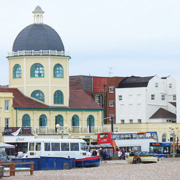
0;6;103;149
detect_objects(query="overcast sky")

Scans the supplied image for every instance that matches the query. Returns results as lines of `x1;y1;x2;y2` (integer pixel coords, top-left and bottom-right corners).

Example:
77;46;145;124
0;0;180;85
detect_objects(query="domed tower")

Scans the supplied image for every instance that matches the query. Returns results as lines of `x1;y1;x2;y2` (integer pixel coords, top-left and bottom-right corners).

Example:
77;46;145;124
8;6;70;107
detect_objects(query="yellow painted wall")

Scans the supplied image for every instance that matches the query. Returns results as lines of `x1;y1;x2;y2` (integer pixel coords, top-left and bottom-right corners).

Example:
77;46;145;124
8;56;70;106
0;93;14;137
16;109;102;129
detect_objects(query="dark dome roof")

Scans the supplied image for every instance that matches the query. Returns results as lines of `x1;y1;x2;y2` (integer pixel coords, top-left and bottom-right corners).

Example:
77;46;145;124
12;24;65;51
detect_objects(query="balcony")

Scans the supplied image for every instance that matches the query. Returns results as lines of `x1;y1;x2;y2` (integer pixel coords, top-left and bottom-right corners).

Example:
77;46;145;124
2;126;116;136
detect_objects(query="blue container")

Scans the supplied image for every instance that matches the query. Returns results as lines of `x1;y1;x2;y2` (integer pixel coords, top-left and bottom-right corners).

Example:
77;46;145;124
12;158;40;170
40;156;75;170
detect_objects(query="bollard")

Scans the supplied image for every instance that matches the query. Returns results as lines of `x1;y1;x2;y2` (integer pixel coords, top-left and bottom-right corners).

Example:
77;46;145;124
30;162;34;175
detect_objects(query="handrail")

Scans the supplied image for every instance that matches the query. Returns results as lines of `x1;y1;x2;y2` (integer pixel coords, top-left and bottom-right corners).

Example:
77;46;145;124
8;50;70;57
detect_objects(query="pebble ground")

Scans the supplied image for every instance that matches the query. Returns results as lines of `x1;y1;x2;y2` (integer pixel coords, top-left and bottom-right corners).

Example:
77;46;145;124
3;158;180;180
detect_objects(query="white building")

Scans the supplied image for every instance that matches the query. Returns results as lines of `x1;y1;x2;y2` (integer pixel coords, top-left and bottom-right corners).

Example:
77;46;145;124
115;76;176;124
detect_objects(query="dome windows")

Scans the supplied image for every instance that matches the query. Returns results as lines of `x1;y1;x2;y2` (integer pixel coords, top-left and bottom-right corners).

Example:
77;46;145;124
31;63;44;78
54;64;64;78
13;64;22;78
31;90;45;102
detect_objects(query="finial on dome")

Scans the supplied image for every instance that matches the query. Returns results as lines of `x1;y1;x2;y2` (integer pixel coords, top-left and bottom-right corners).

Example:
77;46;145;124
32;6;44;24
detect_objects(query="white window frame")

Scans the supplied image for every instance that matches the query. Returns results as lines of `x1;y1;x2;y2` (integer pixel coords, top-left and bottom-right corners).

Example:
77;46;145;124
155;83;158;87
5;118;10;128
119;95;122;100
121;119;125;124
129;119;133;123
5;100;10;111
173;95;176;101
109;100;114;107
169;83;172;88
109;86;114;93
95;95;100;105
151;94;155;100
161;94;165;100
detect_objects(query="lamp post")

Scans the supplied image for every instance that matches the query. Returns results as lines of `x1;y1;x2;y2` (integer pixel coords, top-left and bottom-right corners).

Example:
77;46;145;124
170;128;176;158
173;130;175;158
88;118;91;133
111;116;114;132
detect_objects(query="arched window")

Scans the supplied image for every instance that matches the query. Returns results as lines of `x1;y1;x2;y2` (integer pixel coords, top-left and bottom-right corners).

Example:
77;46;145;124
55;115;64;131
30;63;44;77
72;115;79;127
31;90;45;102
87;115;95;133
22;114;30;127
54;90;64;104
54;64;64;78
39;114;47;127
162;134;166;142
170;134;173;142
13;64;22;78
87;115;95;126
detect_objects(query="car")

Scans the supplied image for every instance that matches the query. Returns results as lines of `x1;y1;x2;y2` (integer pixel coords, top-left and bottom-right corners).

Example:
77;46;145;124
126;151;161;164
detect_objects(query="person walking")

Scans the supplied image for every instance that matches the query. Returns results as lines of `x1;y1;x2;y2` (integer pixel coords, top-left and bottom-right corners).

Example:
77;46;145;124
118;149;122;160
92;149;97;156
99;148;103;162
103;149;107;163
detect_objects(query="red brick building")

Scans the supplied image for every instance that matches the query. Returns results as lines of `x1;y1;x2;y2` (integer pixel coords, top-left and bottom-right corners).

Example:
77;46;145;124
70;76;124;124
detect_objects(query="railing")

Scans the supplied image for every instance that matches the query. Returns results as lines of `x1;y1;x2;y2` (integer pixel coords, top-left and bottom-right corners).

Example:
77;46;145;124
8;50;70;57
0;161;34;176
1;126;118;136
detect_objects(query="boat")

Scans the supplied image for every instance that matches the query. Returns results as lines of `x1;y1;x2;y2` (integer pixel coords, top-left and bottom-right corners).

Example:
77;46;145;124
12;138;100;169
126;151;160;164
76;155;100;167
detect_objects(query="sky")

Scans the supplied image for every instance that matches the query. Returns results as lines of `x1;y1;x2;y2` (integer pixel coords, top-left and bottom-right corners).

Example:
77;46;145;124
0;0;180;85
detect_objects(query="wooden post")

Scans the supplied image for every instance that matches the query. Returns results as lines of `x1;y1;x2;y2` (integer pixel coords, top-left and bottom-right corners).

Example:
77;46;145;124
30;162;34;175
10;163;13;176
12;162;15;176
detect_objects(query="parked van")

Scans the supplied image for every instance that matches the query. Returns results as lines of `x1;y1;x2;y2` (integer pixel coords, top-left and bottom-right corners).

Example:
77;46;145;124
0;149;11;162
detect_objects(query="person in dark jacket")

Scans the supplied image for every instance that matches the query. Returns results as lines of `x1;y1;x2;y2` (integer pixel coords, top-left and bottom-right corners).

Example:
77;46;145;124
92;149;97;156
103;149;107;162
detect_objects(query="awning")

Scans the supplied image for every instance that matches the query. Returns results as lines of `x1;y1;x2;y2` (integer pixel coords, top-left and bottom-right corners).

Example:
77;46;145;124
0;142;15;148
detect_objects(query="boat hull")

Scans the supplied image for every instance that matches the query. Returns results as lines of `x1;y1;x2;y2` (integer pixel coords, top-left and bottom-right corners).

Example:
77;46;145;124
75;155;100;167
126;156;159;164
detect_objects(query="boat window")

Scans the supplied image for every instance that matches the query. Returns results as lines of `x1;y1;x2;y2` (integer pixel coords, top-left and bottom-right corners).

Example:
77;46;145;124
29;143;34;151
61;143;69;151
36;143;41;151
45;143;50;151
70;143;79;151
80;143;88;151
52;143;60;151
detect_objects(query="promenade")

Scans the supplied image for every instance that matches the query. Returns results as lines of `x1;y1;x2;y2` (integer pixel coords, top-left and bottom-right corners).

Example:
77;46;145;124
4;158;180;180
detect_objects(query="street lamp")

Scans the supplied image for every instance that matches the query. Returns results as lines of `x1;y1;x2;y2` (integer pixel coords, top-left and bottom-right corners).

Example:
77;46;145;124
111;116;114;132
56;124;64;139
169;128;175;158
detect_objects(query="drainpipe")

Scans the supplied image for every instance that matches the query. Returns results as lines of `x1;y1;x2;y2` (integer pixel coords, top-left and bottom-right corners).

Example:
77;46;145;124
16;109;18;127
